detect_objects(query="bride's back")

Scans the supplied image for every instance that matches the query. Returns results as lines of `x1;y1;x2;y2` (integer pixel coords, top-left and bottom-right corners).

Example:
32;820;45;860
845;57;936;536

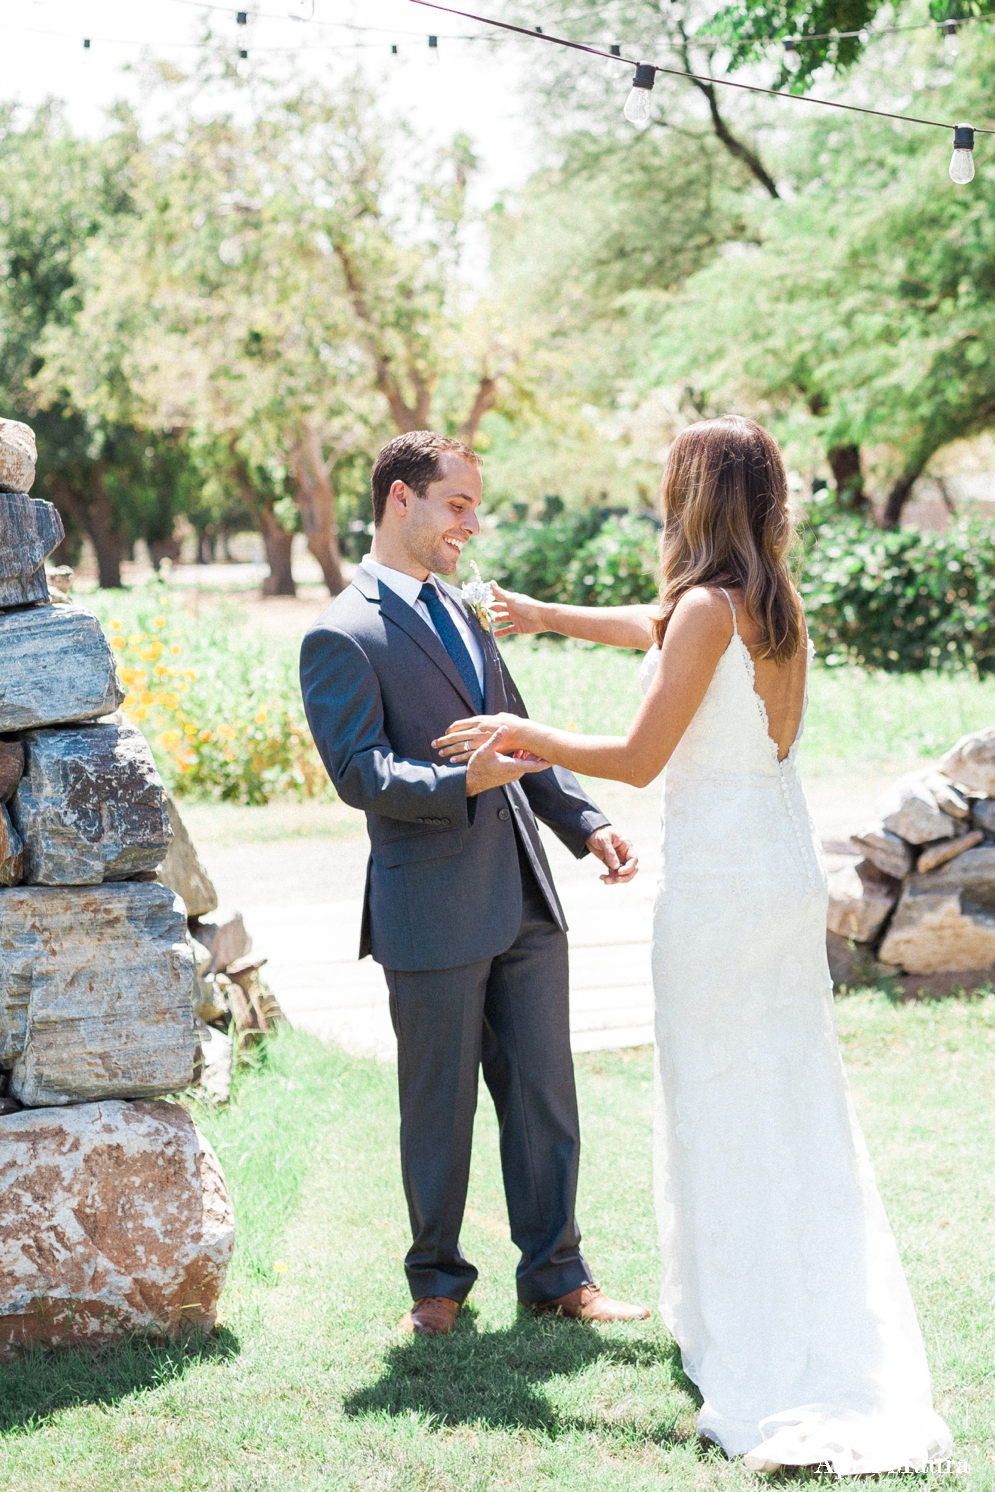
723;588;808;763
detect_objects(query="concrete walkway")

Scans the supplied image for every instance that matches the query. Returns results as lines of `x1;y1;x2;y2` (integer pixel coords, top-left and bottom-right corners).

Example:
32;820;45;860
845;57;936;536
189;768;887;1060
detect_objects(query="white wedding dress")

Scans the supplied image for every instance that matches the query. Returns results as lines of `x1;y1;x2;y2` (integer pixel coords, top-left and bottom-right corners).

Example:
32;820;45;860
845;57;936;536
642;592;951;1474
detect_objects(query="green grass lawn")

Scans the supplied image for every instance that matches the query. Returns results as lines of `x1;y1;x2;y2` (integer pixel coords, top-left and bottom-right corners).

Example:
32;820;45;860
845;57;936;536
503;639;995;775
2;994;992;1492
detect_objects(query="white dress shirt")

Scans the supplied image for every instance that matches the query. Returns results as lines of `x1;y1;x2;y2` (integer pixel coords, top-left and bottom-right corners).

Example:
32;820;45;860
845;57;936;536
360;556;485;693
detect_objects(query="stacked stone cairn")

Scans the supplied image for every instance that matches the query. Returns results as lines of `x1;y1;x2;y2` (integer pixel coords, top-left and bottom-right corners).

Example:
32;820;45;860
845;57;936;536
827;728;995;991
0;417;235;1358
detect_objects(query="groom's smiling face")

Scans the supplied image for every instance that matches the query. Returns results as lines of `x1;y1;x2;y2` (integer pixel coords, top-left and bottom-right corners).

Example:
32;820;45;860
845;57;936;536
401;454;482;578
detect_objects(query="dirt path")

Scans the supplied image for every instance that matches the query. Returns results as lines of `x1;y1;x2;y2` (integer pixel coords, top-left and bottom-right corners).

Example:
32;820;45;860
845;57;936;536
181;765;898;1060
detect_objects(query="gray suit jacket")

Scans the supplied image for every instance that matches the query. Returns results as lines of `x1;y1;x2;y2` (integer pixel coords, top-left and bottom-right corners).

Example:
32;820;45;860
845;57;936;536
299;566;610;971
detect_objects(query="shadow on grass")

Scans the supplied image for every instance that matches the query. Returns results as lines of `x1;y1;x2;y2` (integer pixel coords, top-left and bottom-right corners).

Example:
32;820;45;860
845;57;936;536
0;1326;240;1436
344;1309;699;1444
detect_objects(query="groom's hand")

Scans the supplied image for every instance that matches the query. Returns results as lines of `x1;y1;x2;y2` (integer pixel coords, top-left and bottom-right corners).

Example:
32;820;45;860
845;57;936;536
465;728;551;797
586;826;638;884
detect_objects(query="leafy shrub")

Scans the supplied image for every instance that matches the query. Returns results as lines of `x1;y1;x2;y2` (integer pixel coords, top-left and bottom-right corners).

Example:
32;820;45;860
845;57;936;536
801;519;995;674
564;516;659;607
471;511;658;608
471;510;606;603
86;586;329;804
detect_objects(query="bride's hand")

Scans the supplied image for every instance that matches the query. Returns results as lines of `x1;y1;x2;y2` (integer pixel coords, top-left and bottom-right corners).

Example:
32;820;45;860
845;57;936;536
490;583;549;638
433;712;543;764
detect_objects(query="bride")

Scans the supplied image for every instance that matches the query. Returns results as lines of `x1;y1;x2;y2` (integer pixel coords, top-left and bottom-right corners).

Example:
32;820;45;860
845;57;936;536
435;415;952;1475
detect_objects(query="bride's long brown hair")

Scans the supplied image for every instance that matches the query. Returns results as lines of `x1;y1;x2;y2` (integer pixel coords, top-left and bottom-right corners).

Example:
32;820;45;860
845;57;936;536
652;415;803;664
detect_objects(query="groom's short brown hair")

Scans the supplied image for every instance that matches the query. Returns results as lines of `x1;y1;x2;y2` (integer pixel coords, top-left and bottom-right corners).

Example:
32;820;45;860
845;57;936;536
371;431;481;527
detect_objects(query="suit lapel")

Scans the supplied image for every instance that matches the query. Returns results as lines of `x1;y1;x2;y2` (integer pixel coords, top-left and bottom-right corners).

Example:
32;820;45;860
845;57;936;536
370;574;478;714
439;579;501;712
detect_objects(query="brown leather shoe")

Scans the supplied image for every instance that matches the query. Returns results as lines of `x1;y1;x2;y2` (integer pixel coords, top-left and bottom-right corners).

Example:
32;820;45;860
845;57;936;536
532;1284;650;1322
399;1296;461;1336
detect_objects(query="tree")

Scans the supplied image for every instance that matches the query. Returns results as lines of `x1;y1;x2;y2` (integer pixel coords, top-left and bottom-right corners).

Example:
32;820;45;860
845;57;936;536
36;70;521;595
0;102;188;587
626;29;995;523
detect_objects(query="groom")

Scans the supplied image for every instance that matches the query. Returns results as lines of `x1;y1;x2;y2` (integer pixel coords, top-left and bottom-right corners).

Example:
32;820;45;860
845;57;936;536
300;430;648;1335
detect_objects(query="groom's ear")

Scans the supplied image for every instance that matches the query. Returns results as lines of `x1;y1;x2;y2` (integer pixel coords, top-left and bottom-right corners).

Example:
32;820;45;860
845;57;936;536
388;479;411;520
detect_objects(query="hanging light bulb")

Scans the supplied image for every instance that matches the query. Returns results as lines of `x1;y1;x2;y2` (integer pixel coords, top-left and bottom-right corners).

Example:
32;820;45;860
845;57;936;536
784;38;802;74
610;43;621;55
427;33;439;65
82;37;91;49
236;10;247;23
623;61;656;125
949;122;975;183
943;19;960;61
391;43;399;55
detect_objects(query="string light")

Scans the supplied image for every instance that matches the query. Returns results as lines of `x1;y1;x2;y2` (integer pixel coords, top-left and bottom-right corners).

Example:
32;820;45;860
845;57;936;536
943;19;960;61
950;122;975;182
406;0;991;184
784;38;802;74
236;10;247;23
428;32;439;63
623;61;656;125
82;37;91;49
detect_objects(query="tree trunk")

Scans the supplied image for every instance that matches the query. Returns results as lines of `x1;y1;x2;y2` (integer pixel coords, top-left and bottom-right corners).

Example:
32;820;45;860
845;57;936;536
882;469;923;530
259;503;296;596
291;426;347;595
459;375;498;446
827;445;869;511
48;468;126;589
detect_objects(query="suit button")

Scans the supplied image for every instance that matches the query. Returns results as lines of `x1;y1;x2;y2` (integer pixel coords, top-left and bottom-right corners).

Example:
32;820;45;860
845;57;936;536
498;808;510;821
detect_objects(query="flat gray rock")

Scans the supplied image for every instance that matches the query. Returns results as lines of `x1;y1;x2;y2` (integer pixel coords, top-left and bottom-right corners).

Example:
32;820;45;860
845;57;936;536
0;606;123;731
0;418;36;495
941;727;995;797
972;800;995;836
0;493;63;607
158;797;218;917
850;824;913;879
0;1099;233;1357
878;772;957;844
906;844;995;906
0;881;196;1106
12;722;172;885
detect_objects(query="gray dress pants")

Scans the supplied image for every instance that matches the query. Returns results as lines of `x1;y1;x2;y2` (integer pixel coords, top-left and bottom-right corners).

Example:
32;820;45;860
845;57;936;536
385;847;592;1304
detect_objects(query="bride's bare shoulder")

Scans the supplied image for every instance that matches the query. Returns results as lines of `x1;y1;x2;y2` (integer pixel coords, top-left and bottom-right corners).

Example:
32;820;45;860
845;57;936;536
669;586;735;643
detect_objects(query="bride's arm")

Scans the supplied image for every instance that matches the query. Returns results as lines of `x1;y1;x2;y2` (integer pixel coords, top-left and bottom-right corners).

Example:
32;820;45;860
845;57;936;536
436;588;732;787
491;583;657;651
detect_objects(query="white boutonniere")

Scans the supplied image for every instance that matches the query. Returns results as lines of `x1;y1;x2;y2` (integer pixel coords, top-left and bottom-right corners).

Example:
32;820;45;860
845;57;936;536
461;561;498;633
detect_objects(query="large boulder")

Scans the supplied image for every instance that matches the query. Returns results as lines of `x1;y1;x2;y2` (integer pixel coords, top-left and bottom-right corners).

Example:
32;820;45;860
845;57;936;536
158;797;218;918
878;886;995;973
0;418;37;495
12;722;172;885
0;606;123;731
940;727;995;797
0;882;196;1107
827;860;899;943
0;1099;234;1357
877;773;958;844
0;492;63;608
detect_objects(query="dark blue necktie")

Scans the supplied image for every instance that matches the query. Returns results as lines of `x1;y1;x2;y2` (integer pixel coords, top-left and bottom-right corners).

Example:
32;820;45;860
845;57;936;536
418;582;484;713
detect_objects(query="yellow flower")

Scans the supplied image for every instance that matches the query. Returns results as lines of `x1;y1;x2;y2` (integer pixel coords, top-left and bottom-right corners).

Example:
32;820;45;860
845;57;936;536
140;690;155;706
153;664;169;678
110;619;123;631
183;669;198;682
152;616;167;629
162;692;179;710
170;643;182;656
133;705;149;721
255;709;268;725
273;1261;288;1274
139;643;163;662
110;636;126;651
199;729;213;742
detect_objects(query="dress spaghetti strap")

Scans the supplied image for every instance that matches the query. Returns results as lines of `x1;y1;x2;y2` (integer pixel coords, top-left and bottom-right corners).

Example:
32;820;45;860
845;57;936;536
718;586;739;635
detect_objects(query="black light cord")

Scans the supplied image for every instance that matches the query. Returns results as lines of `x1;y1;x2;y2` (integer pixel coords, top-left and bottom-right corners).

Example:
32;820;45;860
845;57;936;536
405;0;995;135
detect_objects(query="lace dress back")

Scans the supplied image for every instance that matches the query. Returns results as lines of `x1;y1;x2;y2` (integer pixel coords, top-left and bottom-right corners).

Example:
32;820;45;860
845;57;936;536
644;591;951;1473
